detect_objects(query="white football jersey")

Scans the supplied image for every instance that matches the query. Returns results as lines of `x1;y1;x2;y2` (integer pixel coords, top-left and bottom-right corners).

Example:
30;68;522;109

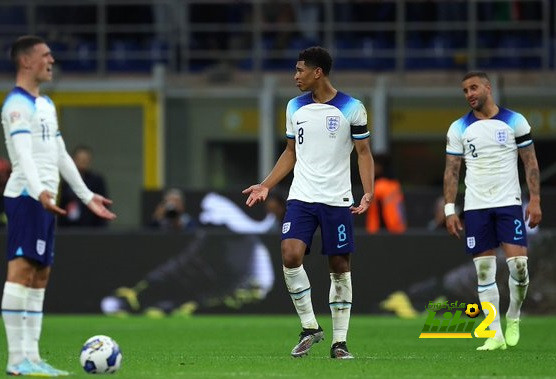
2;87;62;199
285;91;369;206
446;107;533;211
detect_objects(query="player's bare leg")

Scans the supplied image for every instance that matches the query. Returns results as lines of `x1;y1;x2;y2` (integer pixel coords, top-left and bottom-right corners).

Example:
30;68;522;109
503;244;529;347
26;265;69;376
2;258;68;376
282;239;323;357
474;252;506;351
328;255;353;359
3;259;35;366
3;259;48;376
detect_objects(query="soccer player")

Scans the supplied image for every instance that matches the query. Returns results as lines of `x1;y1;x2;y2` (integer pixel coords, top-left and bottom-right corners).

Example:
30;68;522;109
243;46;374;359
443;71;541;351
1;35;116;376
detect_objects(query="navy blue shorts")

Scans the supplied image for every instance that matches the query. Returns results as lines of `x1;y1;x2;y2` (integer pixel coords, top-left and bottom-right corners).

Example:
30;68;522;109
463;205;527;255
4;196;56;266
281;200;354;255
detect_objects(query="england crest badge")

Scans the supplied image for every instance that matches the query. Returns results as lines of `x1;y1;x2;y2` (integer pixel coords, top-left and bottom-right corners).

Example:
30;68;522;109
36;239;46;256
467;236;476;249
282;222;291;234
495;129;508;144
326;116;340;133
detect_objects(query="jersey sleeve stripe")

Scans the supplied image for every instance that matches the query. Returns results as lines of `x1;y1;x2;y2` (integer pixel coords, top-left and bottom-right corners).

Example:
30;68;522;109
351;124;368;135
517;140;533;148
56;131;61;137
515;133;532;145
446;151;463;156
352;131;370;140
286;133;295;139
10;129;31;136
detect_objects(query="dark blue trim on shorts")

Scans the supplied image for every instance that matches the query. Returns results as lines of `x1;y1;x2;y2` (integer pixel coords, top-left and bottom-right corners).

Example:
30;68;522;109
10;129;31;136
1;309;26;314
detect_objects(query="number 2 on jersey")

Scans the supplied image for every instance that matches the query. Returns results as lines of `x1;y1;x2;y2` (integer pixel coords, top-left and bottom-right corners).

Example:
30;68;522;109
469;143;477;157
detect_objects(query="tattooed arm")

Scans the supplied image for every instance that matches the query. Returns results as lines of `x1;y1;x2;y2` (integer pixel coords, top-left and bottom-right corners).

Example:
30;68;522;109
519;144;542;228
443;154;463;238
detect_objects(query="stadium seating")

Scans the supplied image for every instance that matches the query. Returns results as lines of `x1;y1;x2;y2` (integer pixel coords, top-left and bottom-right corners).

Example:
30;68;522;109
0;0;552;74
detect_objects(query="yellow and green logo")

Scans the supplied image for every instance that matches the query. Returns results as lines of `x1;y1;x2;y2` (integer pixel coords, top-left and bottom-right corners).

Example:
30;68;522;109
418;301;496;339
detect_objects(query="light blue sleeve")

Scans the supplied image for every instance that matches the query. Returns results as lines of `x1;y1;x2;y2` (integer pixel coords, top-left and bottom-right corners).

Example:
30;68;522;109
349;99;368;126
446;119;464;156
285;99;295;139
2;94;35;135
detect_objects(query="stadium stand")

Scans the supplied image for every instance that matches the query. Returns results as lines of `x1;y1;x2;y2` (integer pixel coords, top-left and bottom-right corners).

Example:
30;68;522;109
0;0;553;74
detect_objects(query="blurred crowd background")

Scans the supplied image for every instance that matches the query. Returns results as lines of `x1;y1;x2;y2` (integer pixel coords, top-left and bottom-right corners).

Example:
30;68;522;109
0;0;555;231
0;0;554;73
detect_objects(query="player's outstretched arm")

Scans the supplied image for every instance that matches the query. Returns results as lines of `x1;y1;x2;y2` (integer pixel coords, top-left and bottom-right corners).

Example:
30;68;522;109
519;144;542;228
243;139;296;207
351;139;374;214
39;190;67;216
443;154;463;238
351;193;373;215
87;194;116;220
445;214;462;239
242;184;270;208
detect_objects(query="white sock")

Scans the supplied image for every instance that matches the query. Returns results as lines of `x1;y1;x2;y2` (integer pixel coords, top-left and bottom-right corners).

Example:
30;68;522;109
473;256;504;341
329;272;352;344
283;265;318;329
506;257;529;320
2;282;29;365
24;288;45;363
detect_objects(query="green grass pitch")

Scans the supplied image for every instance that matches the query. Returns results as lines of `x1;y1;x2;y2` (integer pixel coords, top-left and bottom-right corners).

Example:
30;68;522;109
1;314;556;378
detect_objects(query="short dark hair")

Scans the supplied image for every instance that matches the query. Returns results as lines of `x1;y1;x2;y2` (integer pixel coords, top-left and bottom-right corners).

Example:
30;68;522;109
462;71;490;83
10;35;46;68
298;46;333;76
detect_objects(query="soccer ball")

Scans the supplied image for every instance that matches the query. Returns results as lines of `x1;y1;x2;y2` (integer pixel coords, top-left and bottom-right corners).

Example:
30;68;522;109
79;335;122;374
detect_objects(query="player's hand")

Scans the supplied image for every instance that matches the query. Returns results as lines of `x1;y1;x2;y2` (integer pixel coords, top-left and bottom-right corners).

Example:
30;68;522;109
39;190;67;216
445;214;463;239
525;199;542;228
350;193;373;214
242;184;269;207
87;194;117;220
